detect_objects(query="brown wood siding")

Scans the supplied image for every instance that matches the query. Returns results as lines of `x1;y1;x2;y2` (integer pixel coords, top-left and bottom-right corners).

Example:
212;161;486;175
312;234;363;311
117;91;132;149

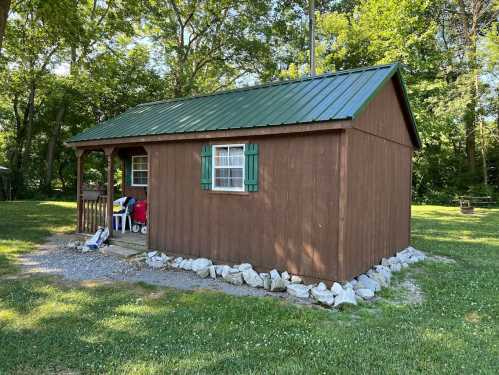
353;79;413;147
148;132;342;281
341;128;412;280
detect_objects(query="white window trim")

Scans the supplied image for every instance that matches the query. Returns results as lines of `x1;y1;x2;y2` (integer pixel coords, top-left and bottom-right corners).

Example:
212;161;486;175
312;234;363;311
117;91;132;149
131;155;148;187
212;144;245;192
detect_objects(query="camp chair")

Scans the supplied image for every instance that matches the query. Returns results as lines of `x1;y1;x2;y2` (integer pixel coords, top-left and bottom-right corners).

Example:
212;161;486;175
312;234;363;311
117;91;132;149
113;198;135;233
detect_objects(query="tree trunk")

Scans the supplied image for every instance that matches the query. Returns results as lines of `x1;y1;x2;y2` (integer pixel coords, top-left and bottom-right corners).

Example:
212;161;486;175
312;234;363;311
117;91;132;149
44;105;66;194
0;0;11;53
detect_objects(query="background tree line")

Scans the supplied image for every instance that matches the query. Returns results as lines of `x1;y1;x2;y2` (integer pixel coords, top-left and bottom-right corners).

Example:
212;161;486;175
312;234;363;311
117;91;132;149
0;0;497;203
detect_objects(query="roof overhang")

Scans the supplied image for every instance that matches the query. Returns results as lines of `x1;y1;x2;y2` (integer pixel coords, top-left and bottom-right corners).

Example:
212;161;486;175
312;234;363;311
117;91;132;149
65;120;352;150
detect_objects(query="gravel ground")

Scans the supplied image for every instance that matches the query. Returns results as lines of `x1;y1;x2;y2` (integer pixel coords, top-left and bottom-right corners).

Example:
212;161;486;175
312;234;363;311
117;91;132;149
19;234;286;299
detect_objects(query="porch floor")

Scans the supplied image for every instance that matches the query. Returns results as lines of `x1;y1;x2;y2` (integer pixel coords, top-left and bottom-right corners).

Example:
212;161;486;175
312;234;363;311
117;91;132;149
109;231;146;251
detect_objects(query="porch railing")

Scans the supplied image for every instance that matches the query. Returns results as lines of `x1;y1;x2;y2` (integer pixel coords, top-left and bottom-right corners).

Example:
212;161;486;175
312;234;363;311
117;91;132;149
82;195;108;233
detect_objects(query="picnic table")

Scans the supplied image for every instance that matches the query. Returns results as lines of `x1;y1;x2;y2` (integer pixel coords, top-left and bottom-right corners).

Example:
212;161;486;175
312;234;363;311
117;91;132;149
453;196;496;214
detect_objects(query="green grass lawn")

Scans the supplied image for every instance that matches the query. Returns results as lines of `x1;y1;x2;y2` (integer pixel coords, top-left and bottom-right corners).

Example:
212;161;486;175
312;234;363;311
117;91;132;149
0;202;498;374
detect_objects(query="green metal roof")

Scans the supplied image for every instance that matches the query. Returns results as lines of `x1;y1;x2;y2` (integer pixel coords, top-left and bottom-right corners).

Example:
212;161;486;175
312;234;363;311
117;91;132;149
68;63;420;147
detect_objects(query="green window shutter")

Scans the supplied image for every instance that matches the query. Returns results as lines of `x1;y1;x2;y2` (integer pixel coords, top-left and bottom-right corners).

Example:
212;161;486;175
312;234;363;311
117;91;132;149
125;156;132;186
200;144;212;190
245;144;259;192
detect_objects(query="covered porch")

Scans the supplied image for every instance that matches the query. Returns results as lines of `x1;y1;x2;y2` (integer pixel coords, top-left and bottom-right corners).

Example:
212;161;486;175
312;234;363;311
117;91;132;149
75;145;150;249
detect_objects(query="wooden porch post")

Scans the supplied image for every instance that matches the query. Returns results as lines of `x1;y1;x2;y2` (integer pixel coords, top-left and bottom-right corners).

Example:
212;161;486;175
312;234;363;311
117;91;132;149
76;148;86;233
104;146;115;237
144;145;152;250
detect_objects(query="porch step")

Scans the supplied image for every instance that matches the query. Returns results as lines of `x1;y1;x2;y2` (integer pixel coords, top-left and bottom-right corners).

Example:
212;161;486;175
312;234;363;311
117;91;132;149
102;244;143;258
109;238;145;252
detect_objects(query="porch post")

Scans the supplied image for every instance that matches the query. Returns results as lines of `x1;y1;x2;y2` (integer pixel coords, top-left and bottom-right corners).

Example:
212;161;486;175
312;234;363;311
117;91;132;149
104;146;115;237
76;148;86;233
144;145;152;250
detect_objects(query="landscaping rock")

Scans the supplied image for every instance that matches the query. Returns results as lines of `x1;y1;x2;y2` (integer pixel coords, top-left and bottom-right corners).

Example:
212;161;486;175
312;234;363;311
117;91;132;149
270;276;287;292
290;275;303;284
368;270;389;288
215;265;227;276
286;284;310;298
242;269;263;288
196;267;210;278
316;282;327;291
220;265;232;277
223;271;243;286
191;258;212;272
355;288;375;300
334;288;357;307
311;289;335;307
180;259;193;271
147;251;158;258
374;265;392;282
390;263;402;272
270;269;280;280
209;265;216;279
260;273;271;290
331;282;343;296
238;263;253;271
281;271;290;281
357;274;381;292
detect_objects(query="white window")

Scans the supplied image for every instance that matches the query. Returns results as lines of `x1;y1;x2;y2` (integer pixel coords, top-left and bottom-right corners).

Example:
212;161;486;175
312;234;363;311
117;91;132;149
212;144;245;191
131;155;148;186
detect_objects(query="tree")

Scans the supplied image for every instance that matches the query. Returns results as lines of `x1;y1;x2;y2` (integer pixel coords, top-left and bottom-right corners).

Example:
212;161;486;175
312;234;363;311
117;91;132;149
0;0;10;53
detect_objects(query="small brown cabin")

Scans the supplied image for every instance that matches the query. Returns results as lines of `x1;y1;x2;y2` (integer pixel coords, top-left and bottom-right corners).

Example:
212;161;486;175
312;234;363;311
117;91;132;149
68;63;420;282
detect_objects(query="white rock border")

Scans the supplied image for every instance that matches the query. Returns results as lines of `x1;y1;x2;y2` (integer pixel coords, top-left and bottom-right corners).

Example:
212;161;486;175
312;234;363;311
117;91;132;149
121;245;426;309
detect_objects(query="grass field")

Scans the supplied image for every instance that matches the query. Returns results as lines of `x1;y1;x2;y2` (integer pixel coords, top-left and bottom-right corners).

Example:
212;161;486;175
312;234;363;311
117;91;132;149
0;201;498;374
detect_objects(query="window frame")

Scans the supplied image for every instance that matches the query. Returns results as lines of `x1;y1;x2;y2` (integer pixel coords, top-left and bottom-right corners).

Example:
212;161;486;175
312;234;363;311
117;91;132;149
131;155;148;187
211;144;246;192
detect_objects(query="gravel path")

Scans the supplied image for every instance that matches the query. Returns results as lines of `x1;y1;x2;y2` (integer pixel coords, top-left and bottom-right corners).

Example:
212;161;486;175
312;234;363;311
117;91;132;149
19;234;283;299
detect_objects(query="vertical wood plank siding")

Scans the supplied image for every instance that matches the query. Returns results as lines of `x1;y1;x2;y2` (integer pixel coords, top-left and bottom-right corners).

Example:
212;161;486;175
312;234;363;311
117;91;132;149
339;79;414;280
148;132;341;281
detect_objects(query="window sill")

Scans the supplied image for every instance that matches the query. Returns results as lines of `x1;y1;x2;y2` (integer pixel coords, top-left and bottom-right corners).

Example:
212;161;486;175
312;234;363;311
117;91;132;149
208;190;249;196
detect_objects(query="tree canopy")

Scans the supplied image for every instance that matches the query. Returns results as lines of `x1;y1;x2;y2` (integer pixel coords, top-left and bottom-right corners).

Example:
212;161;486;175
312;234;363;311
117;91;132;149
0;0;497;202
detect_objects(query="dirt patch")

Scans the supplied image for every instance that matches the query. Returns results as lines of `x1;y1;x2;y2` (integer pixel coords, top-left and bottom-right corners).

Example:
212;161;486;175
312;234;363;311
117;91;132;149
429;255;456;264
393;278;424;305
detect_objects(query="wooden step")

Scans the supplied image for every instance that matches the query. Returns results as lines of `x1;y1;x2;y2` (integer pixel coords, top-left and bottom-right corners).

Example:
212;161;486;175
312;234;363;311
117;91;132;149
101;244;143;258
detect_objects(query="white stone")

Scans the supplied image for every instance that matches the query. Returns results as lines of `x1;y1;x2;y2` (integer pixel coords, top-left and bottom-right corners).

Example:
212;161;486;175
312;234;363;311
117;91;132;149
375;265;392;282
196;267;210;278
191;258;213;272
390;263;402;272
401;262;409;268
209;265;216;279
311;288;335;306
368;270;389;288
316;282;327;291
331;282;344;296
287;284;310;298
270;277;287;292
146;257;166;268
357;274;381;292
223;272;243;285
180;259;193;271
269;269;280;280
388;256;398;265
81;245;93;253
281;271;290;281
147;251;158;258
238;263;253;271
381;258;390;267
260;273;271;290
215;265;227;276
334;288;357;307
356;288;375;300
343;281;354;290
290;275;303;284
242;269;263;288
350;279;358;287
